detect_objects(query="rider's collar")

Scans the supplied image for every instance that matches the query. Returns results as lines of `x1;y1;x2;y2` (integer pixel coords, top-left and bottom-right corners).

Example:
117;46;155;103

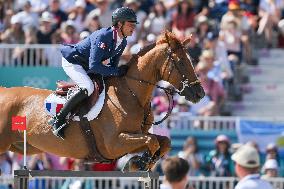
112;26;118;43
112;26;126;41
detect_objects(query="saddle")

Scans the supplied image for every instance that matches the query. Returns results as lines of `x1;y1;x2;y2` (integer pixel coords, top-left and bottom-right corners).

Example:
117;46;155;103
55;76;104;112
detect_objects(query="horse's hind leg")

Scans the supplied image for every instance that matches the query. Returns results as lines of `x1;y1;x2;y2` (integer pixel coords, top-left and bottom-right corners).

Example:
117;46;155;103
9;143;43;155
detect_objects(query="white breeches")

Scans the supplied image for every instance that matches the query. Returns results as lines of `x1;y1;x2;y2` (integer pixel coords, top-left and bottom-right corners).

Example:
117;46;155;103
62;57;94;96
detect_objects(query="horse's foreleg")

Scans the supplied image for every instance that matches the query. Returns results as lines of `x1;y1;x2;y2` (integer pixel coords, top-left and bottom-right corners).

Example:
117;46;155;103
9;143;43;155
111;132;160;157
153;135;171;158
142;134;171;170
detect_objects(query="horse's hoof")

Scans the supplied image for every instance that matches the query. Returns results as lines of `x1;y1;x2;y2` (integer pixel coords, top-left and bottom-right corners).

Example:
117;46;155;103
122;155;145;172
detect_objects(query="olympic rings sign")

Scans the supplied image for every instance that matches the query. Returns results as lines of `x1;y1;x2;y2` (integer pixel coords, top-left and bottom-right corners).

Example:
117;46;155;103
22;76;50;89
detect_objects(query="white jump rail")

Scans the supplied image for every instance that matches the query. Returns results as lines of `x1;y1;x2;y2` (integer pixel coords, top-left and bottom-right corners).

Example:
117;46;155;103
14;169;159;189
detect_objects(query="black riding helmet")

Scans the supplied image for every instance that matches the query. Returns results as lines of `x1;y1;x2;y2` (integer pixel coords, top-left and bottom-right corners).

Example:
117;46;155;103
112;7;139;26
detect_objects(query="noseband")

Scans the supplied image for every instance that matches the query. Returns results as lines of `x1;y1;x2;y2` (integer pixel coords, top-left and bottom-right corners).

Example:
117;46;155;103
125;40;200;126
162;47;200;95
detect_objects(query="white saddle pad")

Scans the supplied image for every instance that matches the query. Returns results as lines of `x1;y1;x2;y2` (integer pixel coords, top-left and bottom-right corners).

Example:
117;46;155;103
44;82;105;121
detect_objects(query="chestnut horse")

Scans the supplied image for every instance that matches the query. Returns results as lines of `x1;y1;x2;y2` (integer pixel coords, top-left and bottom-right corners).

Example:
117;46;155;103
0;31;205;170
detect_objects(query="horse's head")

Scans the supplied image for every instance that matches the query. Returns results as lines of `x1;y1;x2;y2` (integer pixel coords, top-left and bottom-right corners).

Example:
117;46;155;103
155;31;205;103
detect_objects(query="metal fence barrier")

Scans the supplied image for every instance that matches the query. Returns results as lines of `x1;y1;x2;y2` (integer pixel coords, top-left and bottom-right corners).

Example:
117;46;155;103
14;170;159;189
2;174;284;189
0;44;62;67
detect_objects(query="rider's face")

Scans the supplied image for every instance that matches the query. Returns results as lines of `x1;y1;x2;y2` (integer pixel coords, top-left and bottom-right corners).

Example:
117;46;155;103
122;21;136;36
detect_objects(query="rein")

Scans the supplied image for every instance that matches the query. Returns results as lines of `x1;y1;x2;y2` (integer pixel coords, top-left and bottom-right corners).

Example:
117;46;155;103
125;75;175;126
124;34;200;127
125;75;200;126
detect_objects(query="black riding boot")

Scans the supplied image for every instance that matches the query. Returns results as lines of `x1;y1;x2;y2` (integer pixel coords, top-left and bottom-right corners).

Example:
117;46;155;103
51;88;88;139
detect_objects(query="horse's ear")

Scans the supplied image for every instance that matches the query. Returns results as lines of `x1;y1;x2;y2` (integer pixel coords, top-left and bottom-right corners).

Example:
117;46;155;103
164;30;175;47
182;34;192;46
164;30;170;40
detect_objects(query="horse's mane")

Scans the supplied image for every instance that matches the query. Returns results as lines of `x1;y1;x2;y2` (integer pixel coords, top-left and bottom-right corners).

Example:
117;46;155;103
128;31;183;64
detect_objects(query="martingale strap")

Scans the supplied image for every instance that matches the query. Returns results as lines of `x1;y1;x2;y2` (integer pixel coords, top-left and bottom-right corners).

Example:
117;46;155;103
78;106;113;163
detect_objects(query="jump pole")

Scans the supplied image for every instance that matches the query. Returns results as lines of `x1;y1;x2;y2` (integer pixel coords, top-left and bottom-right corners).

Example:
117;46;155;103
14;170;160;189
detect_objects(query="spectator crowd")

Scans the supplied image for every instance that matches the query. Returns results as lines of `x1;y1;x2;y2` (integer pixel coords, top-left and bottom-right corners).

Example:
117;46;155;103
1;0;284;116
1;0;284;188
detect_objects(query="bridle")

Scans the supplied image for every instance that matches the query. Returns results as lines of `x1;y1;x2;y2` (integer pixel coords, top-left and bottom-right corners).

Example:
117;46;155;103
125;38;200;126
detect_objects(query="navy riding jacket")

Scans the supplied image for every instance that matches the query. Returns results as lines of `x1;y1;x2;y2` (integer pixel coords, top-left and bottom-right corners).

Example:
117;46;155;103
60;27;127;77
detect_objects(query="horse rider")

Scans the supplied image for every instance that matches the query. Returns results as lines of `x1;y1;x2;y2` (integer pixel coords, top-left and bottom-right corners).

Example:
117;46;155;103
50;7;138;139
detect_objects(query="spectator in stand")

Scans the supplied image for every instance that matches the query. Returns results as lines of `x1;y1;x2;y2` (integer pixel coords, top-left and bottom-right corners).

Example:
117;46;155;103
171;0;196;40
178;136;203;176
0;2;6;32
204;31;233;83
143;1;169;37
14;1;39;32
61;20;80;44
37;11;56;44
265;143;280;164
241;0;260;16
48;0;68;30
69;0;88;32
258;0;282;49
160;156;191;189
261;159;279;179
1;9;15;34
28;153;52;170
192;0;209;16
209;0;229;21
206;135;233;176
0;153;12;175
190;62;223;116
29;0;49;14
221;1;252;64
45;30;63;66
195;15;211;47
153;91;171;116
13;26;40;66
245;141;266;166
1;14;25;44
7;152;22;172
232;144;274;189
197;50;226;114
184;28;202;66
84;9;101;32
60;0;76;14
277;19;284;48
88;0;113;28
85;0;96;13
175;96;191;113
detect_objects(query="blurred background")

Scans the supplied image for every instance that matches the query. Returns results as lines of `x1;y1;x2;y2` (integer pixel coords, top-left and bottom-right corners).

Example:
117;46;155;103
1;0;284;188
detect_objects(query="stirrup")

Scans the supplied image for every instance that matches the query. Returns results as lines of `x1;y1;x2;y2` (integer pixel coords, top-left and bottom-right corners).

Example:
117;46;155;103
52;122;67;140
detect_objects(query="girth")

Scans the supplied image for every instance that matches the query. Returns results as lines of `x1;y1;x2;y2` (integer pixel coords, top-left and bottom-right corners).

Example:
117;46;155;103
78;105;114;163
